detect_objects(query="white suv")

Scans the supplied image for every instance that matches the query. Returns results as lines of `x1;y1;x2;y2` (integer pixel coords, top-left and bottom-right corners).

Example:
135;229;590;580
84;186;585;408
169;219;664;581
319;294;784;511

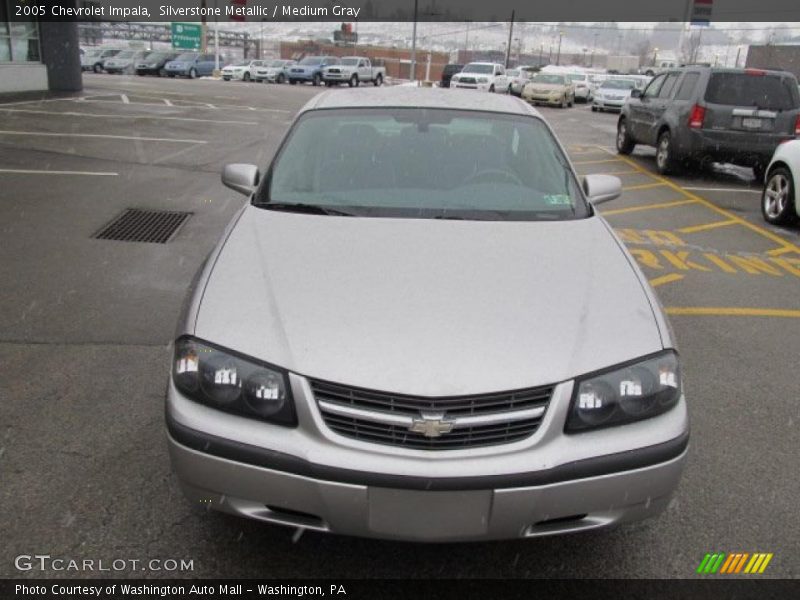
450;62;509;92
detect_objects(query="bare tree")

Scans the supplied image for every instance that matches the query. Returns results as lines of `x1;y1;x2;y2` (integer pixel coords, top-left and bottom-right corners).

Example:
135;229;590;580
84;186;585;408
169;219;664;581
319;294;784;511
681;30;702;64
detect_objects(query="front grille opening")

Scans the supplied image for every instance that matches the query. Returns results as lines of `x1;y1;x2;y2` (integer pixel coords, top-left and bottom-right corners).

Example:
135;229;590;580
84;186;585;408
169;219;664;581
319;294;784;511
265;505;326;528
312;378;552;450
534;514;588;527
93;209;191;243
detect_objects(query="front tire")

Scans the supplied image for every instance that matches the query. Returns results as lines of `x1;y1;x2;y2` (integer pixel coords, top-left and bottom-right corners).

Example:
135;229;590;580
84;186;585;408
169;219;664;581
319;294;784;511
189;68;197;79
753;162;767;183
591;105;598;112
374;74;383;86
655;130;679;175
93;64;102;73
289;79;297;85
277;73;285;84
616;119;636;155
243;72;250;82
489;84;495;93
762;167;797;225
313;73;321;86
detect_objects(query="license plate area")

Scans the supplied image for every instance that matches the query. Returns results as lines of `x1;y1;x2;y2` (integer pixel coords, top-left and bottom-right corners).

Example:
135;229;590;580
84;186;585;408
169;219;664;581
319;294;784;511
741;117;762;129
368;488;492;539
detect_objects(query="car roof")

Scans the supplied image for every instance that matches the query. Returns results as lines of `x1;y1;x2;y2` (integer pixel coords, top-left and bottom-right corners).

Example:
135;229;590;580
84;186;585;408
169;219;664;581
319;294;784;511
465;61;501;66
301;87;541;118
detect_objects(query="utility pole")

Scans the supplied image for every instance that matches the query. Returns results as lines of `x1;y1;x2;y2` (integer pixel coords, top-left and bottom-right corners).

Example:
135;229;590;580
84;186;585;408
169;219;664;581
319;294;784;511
556;31;563;66
464;20;470;64
735;46;742;68
504;10;515;69
410;0;418;82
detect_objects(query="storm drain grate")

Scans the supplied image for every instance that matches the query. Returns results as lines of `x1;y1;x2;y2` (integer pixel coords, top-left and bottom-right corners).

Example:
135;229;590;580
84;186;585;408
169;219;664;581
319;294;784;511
93;209;192;244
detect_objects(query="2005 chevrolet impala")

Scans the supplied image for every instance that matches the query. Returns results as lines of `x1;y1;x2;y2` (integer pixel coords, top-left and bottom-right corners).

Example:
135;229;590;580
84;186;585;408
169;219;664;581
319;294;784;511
166;88;689;541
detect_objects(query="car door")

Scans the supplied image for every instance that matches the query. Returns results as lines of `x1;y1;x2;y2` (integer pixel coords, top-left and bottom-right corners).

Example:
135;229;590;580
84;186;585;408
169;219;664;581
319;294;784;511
358;59;370;80
629;74;666;143
642;72;681;145
494;65;507;89
200;54;216;75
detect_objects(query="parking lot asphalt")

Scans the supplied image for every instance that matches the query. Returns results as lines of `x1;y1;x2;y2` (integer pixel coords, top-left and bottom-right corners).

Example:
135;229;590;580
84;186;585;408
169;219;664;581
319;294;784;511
1;75;798;579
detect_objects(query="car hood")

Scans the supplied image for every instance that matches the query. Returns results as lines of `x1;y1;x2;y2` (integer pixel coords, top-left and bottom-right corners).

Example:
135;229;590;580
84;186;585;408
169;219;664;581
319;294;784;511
528;83;568;92
193;208;663;396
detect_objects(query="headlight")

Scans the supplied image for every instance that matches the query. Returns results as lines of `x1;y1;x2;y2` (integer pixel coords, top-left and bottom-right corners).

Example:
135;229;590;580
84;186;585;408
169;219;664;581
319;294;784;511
478;77;489;83
565;351;681;432
172;336;296;426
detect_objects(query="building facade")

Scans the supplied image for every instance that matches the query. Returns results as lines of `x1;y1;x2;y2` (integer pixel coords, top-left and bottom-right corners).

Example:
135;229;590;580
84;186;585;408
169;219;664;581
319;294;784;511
0;0;81;94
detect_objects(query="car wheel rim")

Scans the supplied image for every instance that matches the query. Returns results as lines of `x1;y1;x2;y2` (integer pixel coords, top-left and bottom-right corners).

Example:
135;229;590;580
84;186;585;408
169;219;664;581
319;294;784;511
657;138;669;168
765;174;789;218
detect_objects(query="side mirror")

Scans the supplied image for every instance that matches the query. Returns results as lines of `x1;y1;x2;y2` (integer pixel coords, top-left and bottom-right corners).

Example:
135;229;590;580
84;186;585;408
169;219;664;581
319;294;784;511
583;174;622;205
222;163;260;196
631;88;642;98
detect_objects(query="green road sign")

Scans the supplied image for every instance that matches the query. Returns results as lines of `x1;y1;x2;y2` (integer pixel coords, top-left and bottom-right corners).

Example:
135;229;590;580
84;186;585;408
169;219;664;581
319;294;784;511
171;22;202;50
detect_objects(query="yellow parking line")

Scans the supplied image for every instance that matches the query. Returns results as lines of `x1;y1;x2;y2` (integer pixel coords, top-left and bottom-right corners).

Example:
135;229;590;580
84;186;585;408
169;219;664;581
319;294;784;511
649;273;685;287
572;158;624;166
602;199;697;216
604;169;641;176
768;247;797;257
623;182;668;191
665;307;800;318
598;147;800;255
678;220;738;234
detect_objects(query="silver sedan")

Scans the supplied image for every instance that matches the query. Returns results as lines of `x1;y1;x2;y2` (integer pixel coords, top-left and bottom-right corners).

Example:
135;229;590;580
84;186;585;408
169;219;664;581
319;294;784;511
166;88;689;542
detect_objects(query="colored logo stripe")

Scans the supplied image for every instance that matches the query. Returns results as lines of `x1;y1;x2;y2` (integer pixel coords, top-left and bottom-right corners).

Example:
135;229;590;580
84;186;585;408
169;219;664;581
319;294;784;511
698;552;773;574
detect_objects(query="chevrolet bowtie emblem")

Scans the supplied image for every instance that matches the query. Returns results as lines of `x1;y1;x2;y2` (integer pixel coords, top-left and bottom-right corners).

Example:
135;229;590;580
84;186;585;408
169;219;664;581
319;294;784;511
409;413;455;438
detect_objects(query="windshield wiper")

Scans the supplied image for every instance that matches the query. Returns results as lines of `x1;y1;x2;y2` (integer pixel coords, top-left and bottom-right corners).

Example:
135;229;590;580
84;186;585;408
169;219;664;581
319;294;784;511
260;202;355;217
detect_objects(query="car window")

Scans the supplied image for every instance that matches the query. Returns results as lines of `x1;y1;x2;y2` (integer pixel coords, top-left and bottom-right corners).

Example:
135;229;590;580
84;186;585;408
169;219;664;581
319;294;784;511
264;108;587;221
704;72;800;110
657;73;680;99
674;72;700;101
643;74;666;99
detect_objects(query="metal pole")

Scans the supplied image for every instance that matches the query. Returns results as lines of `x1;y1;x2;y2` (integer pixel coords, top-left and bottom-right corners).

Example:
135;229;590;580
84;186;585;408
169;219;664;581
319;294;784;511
464;20;470;64
213;0;219;70
504;10;514;69
410;0;418;82
735;46;742;68
556;32;562;66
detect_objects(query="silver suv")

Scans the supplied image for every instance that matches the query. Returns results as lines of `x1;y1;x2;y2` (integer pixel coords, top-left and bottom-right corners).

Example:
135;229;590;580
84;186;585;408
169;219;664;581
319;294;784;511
617;67;800;179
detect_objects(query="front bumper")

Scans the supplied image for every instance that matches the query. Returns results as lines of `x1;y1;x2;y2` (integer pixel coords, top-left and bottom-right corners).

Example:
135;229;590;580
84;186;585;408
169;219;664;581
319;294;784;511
593;98;626;111
166;374;689;541
678;129;794;166
524;93;563;105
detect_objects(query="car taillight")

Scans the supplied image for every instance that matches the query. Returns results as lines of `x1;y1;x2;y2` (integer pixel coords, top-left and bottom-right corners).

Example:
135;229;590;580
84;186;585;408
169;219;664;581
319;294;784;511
744;68;766;76
688;104;706;129
795;114;800;136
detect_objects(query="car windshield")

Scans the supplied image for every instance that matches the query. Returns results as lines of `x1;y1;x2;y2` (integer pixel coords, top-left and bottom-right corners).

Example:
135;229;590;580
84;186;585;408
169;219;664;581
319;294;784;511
268;60;285;67
507;70;520;77
262;108;586;221
175;53;198;61
299;57;322;65
705;72;800;110
602;79;636;89
462;64;494;74
533;74;566;85
341;58;360;65
114;51;134;59
84;50;102;58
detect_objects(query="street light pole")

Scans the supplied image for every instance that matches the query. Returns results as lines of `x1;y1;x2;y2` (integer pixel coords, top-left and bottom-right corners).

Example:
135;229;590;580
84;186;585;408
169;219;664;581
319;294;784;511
410;0;418;82
556;31;563;66
504;10;515;69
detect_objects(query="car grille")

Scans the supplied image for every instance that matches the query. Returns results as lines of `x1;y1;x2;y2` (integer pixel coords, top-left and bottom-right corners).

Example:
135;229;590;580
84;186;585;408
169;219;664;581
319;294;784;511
327;68;341;74
457;77;477;84
311;379;552;451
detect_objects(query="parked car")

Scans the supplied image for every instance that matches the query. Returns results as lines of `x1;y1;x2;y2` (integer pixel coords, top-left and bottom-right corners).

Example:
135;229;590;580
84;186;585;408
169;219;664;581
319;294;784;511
254;59;296;83
164;53;218;79
102;50;149;75
592;78;638;112
135;51;179;77
288;56;340;86
617;66;800;177
80;48;122;73
439;63;463;88
522;72;575;107
762;139;800;225
566;72;593;102
322;57;386;87
506;68;536;96
166;87;688;542
221;59;266;82
449;62;509;92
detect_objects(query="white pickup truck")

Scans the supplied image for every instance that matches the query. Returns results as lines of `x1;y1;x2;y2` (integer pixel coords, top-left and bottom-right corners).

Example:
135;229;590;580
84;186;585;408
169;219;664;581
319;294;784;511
322;57;385;87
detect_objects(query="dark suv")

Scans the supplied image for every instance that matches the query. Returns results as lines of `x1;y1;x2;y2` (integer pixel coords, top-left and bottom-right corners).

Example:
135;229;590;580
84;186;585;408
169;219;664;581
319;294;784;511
440;64;464;88
617;67;800;179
